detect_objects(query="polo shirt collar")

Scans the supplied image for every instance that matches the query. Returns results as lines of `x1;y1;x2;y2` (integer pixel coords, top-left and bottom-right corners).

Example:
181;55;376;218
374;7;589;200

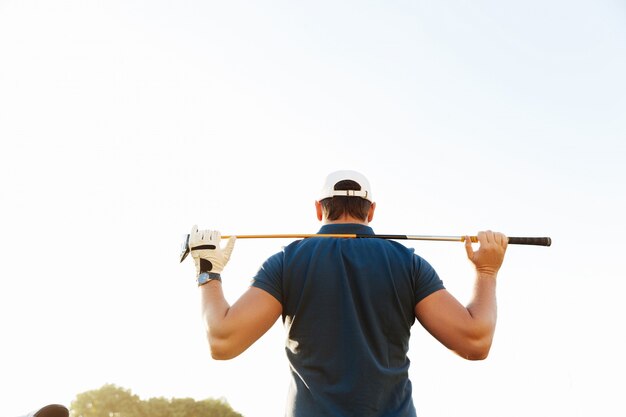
317;223;375;236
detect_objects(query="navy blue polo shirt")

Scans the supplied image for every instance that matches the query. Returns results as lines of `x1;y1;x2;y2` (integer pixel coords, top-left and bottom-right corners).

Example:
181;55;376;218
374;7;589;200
252;223;445;417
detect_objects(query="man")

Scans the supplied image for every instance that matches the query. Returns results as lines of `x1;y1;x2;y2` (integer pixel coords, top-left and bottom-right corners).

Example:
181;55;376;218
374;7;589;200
189;170;508;417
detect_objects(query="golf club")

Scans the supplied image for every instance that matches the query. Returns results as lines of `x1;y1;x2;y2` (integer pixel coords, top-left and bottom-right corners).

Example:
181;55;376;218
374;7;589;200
179;234;551;263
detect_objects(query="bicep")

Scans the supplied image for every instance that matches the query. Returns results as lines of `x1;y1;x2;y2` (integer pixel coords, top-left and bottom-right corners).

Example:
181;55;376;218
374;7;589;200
210;286;282;359
414;289;478;354
228;286;282;346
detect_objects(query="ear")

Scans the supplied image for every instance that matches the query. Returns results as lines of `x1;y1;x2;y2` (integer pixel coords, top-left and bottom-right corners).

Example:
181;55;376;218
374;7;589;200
367;202;376;223
315;200;323;221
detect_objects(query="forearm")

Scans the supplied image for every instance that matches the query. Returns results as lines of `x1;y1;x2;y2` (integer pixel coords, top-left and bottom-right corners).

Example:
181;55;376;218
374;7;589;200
199;281;235;358
464;272;498;357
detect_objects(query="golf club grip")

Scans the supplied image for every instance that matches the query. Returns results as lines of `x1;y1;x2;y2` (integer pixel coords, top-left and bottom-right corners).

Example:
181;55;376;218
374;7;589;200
508;236;551;246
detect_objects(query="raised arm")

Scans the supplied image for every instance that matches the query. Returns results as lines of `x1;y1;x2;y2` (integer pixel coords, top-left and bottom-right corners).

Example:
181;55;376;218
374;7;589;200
414;230;508;360
189;226;282;360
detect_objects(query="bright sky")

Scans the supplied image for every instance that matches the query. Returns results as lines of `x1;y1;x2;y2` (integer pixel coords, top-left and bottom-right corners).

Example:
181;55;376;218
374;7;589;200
1;1;625;416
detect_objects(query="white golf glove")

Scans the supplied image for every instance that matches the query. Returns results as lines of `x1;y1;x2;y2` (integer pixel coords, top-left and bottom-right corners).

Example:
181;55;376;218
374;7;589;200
189;226;236;285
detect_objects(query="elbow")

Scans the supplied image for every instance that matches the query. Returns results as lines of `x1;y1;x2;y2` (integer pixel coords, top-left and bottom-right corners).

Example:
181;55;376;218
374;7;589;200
207;333;242;360
462;344;491;361
204;318;240;360
210;349;237;361
454;326;495;361
454;343;491;361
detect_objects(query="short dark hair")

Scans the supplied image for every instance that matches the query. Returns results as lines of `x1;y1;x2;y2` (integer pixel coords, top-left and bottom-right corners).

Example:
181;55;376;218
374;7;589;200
319;180;372;221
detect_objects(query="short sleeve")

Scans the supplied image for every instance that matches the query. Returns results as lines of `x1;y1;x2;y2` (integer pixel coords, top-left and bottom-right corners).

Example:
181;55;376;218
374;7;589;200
413;255;445;305
251;251;284;305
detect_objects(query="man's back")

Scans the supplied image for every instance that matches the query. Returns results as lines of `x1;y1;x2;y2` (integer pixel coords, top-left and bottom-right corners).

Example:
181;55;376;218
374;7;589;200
252;223;444;417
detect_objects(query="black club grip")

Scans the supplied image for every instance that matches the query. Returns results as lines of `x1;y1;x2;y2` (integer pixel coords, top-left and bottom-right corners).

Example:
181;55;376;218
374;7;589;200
508;237;552;247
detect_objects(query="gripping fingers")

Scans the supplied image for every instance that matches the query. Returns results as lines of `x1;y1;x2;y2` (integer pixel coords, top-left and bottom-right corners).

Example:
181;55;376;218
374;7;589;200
464;235;474;259
494;231;506;247
189;226;221;251
190;225;211;245
209;230;221;244
476;230;508;249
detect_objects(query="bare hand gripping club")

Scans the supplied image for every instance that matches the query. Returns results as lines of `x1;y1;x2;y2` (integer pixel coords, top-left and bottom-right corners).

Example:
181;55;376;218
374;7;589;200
179;233;551;263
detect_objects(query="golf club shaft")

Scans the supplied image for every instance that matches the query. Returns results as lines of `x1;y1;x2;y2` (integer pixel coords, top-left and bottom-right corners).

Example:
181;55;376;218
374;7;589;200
179;233;550;262
201;234;552;246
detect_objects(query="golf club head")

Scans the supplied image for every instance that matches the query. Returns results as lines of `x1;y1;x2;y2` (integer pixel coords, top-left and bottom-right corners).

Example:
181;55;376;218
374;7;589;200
179;234;190;263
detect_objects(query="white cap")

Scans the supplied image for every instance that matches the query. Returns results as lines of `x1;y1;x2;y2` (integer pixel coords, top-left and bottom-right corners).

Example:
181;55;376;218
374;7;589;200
318;170;373;202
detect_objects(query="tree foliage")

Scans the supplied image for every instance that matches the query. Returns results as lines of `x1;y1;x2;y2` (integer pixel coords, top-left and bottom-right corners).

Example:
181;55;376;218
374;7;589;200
70;384;244;417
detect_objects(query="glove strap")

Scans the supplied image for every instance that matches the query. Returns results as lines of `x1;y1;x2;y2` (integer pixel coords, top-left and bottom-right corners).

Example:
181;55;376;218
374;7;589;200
197;272;222;287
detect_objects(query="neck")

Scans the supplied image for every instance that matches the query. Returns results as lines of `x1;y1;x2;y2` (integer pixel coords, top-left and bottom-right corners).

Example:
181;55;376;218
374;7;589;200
322;216;368;225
